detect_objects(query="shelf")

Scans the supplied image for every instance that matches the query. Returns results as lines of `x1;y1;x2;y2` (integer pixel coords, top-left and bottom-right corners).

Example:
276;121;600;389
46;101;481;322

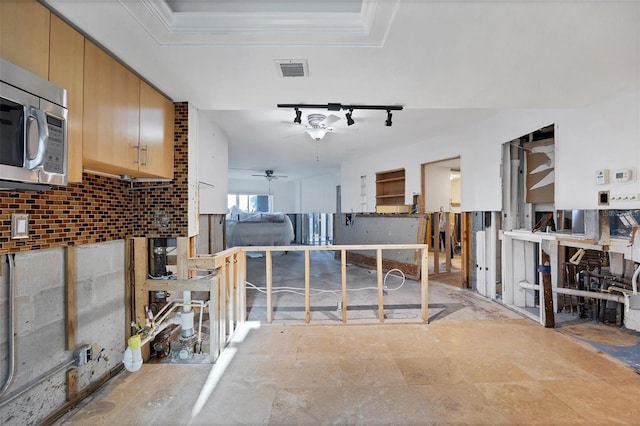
376;194;404;199
376;168;406;208
376;177;405;183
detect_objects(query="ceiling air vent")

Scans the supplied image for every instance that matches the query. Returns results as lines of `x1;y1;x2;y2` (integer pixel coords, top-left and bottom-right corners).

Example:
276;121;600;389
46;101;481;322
275;59;308;78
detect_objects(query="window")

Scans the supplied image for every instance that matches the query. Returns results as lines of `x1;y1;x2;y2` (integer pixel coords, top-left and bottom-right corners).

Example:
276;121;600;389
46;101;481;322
227;194;272;213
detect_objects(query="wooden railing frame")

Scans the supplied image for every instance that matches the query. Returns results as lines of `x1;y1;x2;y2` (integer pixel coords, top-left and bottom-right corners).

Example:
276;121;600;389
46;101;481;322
189;243;429;325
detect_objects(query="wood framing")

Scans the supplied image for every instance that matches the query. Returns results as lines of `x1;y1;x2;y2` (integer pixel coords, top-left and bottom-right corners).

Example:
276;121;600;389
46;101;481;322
64;246;76;350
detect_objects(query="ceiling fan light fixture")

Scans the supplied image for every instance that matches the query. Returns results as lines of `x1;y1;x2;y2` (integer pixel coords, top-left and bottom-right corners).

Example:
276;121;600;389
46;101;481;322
306;128;327;141
294;108;302;124
345;109;354;126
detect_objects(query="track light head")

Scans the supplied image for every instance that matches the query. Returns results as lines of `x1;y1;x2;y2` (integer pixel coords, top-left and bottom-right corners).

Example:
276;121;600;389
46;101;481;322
345;109;354;126
294;108;302;124
385;110;392;127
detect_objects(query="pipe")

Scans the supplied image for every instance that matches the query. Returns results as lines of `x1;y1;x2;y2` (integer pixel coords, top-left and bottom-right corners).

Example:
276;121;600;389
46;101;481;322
517;280;625;303
195;301;210;353
0;255;16;397
0;359;75;407
632;263;639;295
517;281;540;291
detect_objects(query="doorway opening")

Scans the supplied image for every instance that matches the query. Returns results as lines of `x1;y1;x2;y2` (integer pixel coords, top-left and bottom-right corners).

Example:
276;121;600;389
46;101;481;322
421;157;468;287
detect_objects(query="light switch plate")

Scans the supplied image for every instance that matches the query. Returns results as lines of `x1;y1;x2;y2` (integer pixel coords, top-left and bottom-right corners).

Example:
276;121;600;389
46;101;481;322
11;213;29;239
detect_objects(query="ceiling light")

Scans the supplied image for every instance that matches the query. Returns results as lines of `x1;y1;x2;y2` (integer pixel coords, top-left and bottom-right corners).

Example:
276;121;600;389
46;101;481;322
294;108;302;124
277;103;403;128
345;109;354;126
306;128;327;141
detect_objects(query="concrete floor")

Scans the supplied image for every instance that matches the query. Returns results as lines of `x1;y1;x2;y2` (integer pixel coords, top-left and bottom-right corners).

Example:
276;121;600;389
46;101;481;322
56;251;640;425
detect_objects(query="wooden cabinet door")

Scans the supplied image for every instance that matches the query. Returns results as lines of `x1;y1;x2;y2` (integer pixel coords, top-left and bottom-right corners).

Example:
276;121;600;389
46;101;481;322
49;15;84;183
83;40;140;176
0;0;50;79
139;81;174;179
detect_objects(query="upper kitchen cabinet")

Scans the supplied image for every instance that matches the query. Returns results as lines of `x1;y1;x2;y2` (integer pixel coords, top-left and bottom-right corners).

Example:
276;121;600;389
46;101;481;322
49;14;84;183
139;81;174;179
0;0;51;79
83;40;140;176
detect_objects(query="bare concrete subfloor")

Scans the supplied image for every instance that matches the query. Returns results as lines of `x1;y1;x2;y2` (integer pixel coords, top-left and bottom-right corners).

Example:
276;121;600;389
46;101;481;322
55;251;640;425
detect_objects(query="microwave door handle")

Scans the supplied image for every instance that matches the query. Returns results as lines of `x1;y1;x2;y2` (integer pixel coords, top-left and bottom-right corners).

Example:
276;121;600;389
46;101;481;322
25;106;49;170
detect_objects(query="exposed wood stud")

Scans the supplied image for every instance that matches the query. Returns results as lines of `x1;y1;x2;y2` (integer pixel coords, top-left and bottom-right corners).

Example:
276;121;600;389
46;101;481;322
266;251;273;323
65;246;76;350
377;248;384;322
305;250;311;323
66;364;78;401
341;249;347;323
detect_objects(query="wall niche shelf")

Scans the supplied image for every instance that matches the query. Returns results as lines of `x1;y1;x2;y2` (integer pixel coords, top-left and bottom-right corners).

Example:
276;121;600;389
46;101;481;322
376;168;405;206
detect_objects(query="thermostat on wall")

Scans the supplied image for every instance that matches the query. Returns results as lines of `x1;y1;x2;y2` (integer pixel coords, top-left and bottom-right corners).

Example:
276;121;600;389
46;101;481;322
613;168;633;183
595;169;609;185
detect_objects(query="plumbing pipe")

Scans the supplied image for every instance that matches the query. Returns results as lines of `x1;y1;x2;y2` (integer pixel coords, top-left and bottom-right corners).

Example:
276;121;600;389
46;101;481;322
517;280;625;303
632;263;639;295
517;281;540;291
195;301;210;353
0;255;16;397
554;287;625;304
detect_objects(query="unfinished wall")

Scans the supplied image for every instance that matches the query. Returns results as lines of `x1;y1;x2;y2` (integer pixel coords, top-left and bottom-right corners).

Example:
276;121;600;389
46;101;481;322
197;214;225;254
0;102;191;423
74;241;125;390
0;241;124;424
334;214;427;278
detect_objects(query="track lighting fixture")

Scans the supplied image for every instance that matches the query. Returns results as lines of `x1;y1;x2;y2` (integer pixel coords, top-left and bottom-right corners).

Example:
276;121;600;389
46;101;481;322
345;109;354;126
278;102;403;128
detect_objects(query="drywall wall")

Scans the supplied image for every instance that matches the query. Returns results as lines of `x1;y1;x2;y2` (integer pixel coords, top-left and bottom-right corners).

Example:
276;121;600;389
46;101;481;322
299;173;339;213
228;178;296;213
341;91;639;213
424;165;452;212
198;110;229;215
0;241;125;425
228;171;338;214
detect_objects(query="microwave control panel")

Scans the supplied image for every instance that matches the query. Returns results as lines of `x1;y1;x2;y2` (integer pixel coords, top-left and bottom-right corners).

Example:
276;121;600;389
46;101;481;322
43;114;65;174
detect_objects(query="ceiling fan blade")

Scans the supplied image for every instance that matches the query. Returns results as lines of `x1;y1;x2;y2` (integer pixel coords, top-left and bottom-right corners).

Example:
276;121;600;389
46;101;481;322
321;114;341;127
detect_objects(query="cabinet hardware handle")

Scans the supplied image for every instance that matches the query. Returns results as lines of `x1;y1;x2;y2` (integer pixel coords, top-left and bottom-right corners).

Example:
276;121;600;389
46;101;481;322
133;143;141;165
141;145;149;168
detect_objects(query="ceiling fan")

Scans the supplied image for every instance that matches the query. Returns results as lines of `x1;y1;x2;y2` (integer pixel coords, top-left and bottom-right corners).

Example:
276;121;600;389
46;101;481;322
285;113;341;141
252;170;287;181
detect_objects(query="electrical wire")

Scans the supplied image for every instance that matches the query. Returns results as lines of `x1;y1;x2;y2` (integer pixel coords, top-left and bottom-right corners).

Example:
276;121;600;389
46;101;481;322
245;268;407;300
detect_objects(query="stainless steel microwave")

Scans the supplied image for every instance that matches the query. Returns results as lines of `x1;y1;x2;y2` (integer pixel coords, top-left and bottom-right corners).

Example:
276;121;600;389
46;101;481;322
0;58;68;190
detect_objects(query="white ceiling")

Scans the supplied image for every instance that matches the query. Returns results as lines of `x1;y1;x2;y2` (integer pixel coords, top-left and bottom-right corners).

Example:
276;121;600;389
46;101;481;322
45;0;640;181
